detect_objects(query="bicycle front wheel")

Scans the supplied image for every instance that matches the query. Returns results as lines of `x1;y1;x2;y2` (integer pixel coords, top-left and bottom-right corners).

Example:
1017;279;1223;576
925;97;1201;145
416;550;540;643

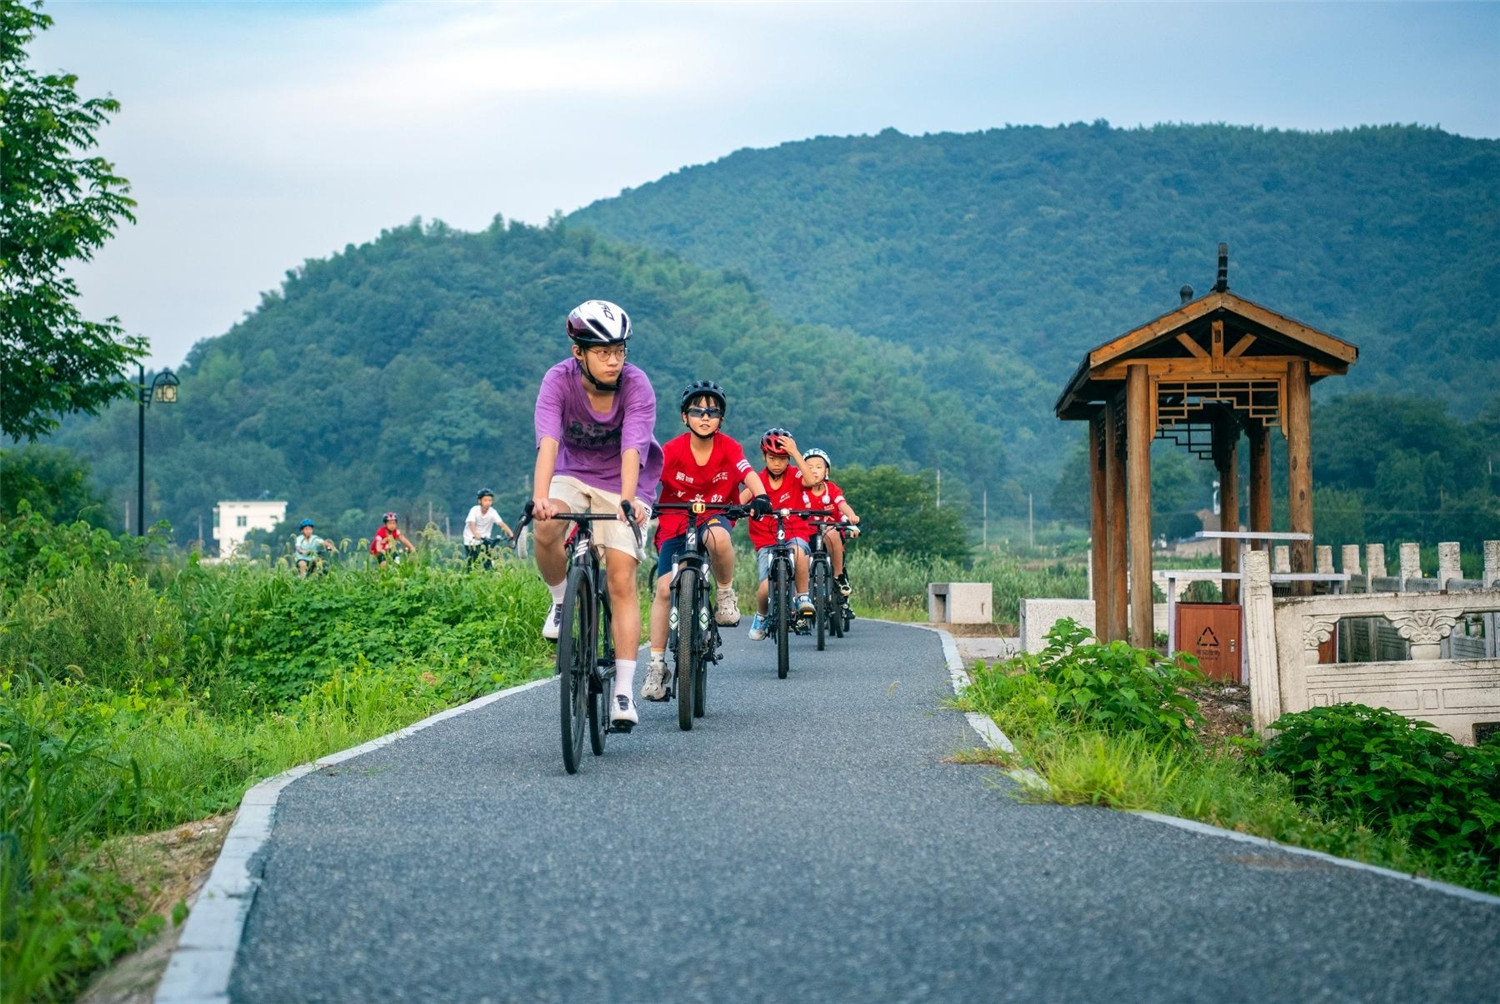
589;583;612;756
674;566;699;731
772;558;790;680
557;565;592;773
812;559;828;651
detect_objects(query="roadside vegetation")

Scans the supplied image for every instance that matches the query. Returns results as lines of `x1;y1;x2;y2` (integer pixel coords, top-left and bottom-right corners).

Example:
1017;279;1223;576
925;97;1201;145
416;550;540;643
0;509;552;1004
957;619;1500;897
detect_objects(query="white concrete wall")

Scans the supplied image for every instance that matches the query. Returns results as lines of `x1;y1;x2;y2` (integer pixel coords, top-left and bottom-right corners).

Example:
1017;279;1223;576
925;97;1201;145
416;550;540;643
213;500;288;557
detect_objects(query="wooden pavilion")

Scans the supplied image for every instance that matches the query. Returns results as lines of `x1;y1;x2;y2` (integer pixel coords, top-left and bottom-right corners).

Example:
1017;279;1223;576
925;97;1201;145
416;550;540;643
1054;251;1358;645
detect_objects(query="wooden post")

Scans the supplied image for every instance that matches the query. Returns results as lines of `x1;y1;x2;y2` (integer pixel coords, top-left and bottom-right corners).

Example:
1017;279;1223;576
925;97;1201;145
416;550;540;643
1126;364;1154;647
1104;397;1128;642
1248;422;1272;548
1286;360;1313;595
1214;416;1240;605
1089;411;1109;639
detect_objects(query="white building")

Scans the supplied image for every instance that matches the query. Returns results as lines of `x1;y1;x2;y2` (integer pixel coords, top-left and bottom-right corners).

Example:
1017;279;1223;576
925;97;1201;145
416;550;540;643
213;500;287;557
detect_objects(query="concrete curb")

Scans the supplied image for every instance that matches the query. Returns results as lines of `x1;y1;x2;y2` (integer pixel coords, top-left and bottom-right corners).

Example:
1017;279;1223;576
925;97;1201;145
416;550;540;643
922;621;1500;909
153;675;555;1004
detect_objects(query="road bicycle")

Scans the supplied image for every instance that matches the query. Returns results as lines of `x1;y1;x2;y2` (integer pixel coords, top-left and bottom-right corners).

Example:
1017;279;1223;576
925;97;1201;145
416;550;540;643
516;501;642;774
652;500;750;730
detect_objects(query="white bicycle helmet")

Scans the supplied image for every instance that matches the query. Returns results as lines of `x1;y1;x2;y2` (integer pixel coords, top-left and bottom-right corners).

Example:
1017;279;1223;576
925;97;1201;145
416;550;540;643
803;448;832;468
566;300;632;347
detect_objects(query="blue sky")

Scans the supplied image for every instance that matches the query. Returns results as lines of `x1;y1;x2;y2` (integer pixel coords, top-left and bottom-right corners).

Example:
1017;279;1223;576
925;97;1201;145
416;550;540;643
30;0;1500;368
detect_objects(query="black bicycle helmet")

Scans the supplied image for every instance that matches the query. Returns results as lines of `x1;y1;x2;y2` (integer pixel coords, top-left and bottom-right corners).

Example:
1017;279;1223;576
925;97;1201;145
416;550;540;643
761;427;792;457
680;380;727;415
566;300;631;347
476;488;494;500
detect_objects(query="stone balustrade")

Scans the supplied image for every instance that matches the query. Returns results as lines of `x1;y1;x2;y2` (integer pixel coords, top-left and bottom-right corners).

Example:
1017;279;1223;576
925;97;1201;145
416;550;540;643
1243;542;1500;745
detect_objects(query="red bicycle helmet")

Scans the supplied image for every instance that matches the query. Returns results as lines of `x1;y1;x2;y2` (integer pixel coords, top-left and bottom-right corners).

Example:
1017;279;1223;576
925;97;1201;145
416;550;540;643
761;427;792;457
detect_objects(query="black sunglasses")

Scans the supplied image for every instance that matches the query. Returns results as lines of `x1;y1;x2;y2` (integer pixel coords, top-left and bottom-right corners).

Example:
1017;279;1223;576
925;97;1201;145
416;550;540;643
686;406;724;419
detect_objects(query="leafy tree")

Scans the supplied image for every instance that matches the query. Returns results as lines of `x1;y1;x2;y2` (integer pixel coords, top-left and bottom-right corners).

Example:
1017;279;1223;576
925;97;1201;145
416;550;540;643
835;464;969;562
0;443;109;525
1;0;145;441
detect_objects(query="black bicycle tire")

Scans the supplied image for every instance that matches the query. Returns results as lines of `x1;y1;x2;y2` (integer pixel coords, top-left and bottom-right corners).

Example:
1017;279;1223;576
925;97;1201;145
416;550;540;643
694;581;711;718
773;557;790;679
675;566;698;731
558;565;591;774
812;558;828;651
589;576;612;756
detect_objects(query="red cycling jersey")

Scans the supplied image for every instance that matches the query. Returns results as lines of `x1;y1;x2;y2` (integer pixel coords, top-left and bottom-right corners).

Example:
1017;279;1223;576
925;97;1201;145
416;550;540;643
654;432;754;544
747;468;812;550
803;479;846;525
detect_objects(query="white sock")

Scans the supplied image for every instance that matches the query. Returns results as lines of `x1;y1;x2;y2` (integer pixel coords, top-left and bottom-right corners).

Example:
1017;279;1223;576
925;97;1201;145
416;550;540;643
614;658;636;698
649;649;666;663
547;580;565;604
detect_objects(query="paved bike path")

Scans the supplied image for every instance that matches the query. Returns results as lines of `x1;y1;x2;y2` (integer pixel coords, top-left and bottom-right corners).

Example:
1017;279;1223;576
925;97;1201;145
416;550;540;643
230;621;1500;1002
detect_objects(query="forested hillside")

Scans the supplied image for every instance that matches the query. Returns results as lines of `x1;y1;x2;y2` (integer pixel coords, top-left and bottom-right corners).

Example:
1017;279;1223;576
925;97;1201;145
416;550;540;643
53;220;1003;543
572;123;1500;484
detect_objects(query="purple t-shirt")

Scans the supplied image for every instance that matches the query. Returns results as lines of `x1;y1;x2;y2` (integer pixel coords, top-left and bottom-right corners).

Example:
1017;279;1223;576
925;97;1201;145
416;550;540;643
535;358;664;499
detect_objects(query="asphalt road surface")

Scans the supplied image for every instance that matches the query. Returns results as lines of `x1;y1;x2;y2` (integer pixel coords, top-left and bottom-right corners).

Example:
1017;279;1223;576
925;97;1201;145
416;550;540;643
230;619;1500;1003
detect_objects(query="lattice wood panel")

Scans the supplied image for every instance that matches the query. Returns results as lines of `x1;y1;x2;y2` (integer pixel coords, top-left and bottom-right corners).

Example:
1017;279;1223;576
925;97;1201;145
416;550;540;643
1156;379;1281;429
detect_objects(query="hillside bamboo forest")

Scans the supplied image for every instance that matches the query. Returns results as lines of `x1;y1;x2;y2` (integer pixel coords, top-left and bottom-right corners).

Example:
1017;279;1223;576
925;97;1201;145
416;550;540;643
30;122;1500;551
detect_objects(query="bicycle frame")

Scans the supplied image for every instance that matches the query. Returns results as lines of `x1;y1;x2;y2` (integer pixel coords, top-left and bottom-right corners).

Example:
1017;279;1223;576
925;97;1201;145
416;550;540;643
516;501;642;773
654;500;748;728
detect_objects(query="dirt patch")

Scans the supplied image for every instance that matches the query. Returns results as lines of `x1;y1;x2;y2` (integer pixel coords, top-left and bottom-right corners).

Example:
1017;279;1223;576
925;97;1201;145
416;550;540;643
931;622;1011;637
1188;682;1254;752
76;811;235;1004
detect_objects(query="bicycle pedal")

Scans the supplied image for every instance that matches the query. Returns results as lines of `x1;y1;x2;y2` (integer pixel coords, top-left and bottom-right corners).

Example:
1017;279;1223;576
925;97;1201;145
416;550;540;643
609;721;635;734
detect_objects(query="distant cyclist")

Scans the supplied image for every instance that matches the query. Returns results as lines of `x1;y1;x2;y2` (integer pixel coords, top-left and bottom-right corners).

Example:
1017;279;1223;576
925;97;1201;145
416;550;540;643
530;299;664;728
370;512;417;564
464;488;514;569
293;519;335;577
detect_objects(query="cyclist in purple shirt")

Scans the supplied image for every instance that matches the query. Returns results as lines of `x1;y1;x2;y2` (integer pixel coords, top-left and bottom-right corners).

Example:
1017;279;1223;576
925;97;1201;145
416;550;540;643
531;299;663;727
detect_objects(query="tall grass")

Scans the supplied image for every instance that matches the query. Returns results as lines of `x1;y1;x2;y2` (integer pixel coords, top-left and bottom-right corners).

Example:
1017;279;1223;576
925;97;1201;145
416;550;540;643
844;549;1086;624
0;558;553;1004
724;539;1086;625
958;643;1499;896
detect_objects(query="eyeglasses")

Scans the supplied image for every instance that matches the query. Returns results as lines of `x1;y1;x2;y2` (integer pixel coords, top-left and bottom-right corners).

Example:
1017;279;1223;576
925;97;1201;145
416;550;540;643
686;407;724;419
588;346;627;362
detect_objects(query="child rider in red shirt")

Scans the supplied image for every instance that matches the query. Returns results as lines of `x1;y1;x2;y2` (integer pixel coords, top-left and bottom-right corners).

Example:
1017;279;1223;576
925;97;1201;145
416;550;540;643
800;447;860;598
640;382;769;701
743;428;816;641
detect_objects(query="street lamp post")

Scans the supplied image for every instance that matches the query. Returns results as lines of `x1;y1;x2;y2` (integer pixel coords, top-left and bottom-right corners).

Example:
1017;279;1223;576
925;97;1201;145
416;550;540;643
137;363;180;535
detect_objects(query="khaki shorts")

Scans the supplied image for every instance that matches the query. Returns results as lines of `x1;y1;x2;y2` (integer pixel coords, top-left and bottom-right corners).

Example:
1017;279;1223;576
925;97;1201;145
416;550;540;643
548;475;646;563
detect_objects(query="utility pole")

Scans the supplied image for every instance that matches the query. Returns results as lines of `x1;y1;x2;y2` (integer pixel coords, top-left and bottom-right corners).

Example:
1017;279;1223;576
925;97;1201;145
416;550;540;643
1028;493;1035;549
935;469;941;508
982;488;988;549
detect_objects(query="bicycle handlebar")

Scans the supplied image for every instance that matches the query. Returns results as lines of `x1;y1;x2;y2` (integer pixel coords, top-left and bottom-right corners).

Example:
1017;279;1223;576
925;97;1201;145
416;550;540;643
652;500;752;521
516;500;644;547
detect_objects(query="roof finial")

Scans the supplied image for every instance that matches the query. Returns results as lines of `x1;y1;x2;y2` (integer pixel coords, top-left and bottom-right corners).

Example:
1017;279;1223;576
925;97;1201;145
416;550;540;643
1215;242;1229;292
1179;284;1194;305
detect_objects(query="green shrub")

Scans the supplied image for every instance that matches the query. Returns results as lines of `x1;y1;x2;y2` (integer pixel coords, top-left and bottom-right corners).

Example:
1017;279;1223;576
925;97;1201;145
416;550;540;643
968;619;1203;746
1264;704;1500;863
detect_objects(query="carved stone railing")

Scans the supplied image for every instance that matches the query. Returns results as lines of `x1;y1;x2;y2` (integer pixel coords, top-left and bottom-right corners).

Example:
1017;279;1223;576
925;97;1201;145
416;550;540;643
1243;548;1500;745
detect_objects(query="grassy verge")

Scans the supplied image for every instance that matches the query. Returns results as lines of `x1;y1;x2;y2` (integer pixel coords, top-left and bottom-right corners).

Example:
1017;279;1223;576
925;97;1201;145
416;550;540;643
727;544;1087;625
954;622;1500;897
1;553;552;1004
